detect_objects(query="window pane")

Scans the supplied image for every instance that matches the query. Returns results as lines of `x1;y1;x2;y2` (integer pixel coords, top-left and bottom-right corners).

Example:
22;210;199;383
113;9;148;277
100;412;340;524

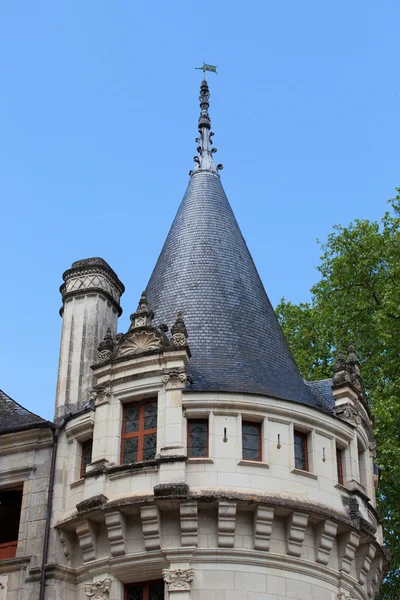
242;422;261;461
188;421;208;457
143;433;157;460
149;581;165;600
126;586;144;600
125;405;139;433
123;437;138;464
337;448;343;484
144;401;157;430
294;432;307;470
81;439;93;475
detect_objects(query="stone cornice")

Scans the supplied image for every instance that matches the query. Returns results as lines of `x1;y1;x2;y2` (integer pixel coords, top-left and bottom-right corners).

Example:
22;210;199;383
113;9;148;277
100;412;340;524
0;555;30;574
0;427;53;455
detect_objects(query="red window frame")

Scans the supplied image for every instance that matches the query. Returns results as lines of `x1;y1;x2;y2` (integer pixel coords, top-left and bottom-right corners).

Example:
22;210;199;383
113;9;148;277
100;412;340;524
242;421;262;462
294;431;309;471
121;399;157;464
80;439;93;478
125;580;164;600
336;447;344;485
187;419;209;458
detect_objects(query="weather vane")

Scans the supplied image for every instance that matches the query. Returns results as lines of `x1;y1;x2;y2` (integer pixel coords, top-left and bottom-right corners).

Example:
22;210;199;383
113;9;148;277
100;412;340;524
195;63;218;79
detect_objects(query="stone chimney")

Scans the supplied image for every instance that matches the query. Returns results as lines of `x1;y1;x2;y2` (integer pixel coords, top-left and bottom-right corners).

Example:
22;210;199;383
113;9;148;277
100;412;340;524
54;257;124;420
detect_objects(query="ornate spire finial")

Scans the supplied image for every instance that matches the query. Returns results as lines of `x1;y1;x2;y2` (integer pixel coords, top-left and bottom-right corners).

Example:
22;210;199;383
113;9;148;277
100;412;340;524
190;78;223;176
129;291;154;329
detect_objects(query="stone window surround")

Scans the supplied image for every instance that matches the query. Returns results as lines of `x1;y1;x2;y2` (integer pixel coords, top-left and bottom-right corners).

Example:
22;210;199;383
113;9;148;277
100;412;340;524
0;465;36;561
65;412;95;487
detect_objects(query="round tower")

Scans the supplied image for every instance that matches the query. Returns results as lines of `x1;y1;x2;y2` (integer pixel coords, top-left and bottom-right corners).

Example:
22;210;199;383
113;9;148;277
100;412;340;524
47;77;387;600
55;257;124;420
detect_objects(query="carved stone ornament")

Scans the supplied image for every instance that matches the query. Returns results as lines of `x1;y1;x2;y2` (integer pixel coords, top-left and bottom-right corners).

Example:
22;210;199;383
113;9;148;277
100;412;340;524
118;330;162;357
163;568;195;591
97;328;115;364
335;404;362;426
90;385;112;406
337;594;356;600
171;312;188;347
162;370;188;390
85;578;111;599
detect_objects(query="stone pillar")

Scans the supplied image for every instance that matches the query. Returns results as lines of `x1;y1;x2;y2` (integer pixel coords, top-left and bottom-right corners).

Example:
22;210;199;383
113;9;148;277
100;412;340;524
55;257;124;420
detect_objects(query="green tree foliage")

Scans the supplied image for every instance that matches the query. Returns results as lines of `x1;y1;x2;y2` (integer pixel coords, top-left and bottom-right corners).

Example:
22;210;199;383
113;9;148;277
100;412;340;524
276;192;400;599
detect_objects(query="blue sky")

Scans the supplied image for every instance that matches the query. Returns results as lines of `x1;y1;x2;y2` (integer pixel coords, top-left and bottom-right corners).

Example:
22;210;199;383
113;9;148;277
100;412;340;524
1;1;399;420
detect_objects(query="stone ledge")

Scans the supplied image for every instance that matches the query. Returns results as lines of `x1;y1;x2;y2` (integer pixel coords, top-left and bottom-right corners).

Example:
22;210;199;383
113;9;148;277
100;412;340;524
291;468;318;480
237;460;269;469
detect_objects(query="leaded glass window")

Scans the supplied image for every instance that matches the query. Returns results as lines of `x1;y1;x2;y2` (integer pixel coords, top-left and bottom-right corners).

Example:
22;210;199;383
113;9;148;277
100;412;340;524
80;439;93;478
121;400;157;464
126;581;164;600
294;431;308;471
242;421;261;461
187;420;208;457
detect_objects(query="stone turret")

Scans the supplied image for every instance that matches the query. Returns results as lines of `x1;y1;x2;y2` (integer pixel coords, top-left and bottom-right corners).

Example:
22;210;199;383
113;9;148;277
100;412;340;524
55;257;124;420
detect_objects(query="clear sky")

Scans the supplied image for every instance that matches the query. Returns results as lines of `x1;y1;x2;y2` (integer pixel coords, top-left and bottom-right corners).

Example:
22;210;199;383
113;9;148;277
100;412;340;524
1;1;399;420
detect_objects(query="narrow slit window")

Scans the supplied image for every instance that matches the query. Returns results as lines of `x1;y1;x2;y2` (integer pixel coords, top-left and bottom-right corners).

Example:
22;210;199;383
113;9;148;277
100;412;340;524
336;447;344;485
125;580;164;600
121;400;157;464
294;431;309;471
187;419;208;457
80;439;93;478
242;421;262;461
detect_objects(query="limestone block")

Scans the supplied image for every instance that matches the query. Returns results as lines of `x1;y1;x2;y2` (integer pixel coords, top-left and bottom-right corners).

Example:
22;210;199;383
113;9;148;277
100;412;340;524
105;510;127;556
76;519;97;562
338;531;360;574
286;511;308;557
218;501;237;547
357;542;376;585
253;506;274;551
315;519;338;565
140;505;161;550
0;576;8;600
180;501;198;546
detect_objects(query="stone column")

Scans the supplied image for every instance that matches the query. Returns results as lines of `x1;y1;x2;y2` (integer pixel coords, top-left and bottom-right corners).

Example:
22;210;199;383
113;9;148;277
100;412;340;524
55;257;124;420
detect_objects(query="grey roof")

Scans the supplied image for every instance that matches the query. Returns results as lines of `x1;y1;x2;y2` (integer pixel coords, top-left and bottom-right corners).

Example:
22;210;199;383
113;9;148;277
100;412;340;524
146;169;329;411
0;389;52;434
306;380;335;412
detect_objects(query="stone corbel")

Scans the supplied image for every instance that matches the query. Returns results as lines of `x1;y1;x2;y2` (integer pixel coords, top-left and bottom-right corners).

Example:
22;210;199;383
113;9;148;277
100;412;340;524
180;502;198;547
218;501;237;547
315;519;338;565
76;519;97;562
140;505;161;550
85;577;112;599
286;511;308;557
367;556;383;598
162;370;188;390
105;510;127;557
338;530;360;574
357;542;377;585
163;568;195;592
253;506;274;551
58;529;75;566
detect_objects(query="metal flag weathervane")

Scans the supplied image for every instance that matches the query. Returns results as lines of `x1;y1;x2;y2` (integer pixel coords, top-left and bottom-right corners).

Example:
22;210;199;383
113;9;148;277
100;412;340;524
195;63;218;78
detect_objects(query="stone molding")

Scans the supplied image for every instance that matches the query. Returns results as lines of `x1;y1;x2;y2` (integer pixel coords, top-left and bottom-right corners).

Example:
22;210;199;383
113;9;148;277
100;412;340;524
0;464;36;484
286;512;308;557
85;578;112;599
76;519;97;562
180;502;198;546
105;510;127;557
218;501;237;547
140;505;161;550
338;531;360;574
253;506;274;551
163;568;195;591
315;519;338;565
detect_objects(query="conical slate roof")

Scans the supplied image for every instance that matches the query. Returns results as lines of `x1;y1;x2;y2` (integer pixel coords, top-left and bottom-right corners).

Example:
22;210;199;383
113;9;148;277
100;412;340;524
146;80;326;410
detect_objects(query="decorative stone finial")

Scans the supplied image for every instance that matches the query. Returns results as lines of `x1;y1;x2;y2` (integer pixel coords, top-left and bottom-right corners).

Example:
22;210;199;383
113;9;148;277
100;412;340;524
171;311;188;346
332;349;350;386
129;291;154;330
97;327;115;363
190;79;223;176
